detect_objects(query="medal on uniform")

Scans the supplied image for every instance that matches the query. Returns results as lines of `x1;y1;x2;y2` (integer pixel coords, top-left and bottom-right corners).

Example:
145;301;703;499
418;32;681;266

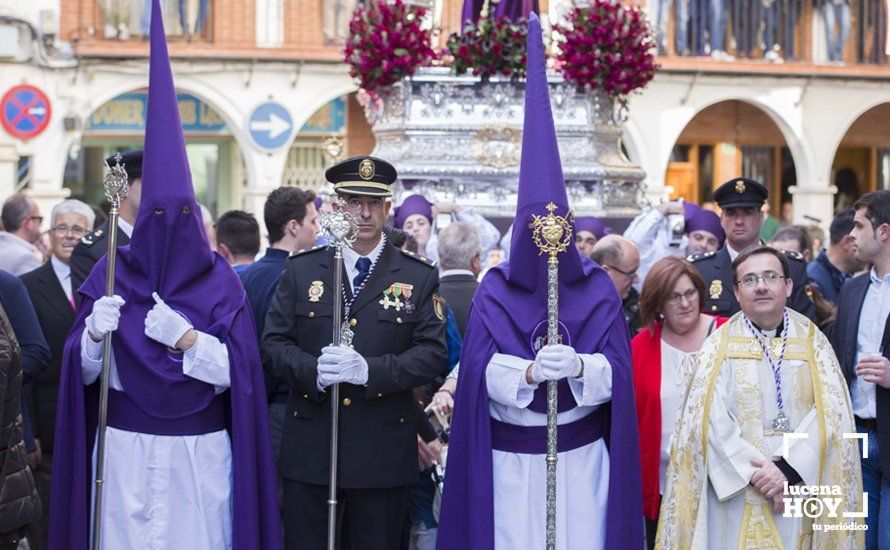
379;287;397;310
402;285;415;314
308;281;324;302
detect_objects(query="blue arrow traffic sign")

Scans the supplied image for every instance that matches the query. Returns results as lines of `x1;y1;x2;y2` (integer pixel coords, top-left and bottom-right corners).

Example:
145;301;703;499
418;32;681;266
247;102;294;151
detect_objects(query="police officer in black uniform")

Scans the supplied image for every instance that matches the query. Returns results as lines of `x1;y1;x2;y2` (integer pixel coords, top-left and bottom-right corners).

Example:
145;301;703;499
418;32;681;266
69;150;143;302
689;177;815;320
261;156;448;550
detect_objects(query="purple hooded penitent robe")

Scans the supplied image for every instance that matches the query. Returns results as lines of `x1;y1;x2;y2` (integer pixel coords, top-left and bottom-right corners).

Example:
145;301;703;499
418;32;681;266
435;13;643;550
47;0;281;548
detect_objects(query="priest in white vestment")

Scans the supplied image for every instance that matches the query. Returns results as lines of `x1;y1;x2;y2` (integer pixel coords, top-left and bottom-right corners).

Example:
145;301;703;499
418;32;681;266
657;245;863;549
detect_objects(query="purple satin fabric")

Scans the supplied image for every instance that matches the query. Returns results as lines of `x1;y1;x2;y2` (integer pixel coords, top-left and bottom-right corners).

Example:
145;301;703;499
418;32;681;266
491;408;604;454
527;379;575;414
107;389;225;436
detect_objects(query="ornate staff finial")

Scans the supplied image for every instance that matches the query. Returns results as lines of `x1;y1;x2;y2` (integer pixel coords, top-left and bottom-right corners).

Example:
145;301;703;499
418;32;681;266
530;202;574;260
103;152;130;209
319;197;360;249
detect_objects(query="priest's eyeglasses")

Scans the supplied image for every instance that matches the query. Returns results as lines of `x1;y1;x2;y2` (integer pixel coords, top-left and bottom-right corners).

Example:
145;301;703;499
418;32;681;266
51;224;88;237
737;271;786;288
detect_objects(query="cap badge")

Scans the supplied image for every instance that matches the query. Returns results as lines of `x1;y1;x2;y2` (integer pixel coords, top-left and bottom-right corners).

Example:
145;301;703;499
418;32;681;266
359;159;375;181
735;180;746;194
709;279;723;300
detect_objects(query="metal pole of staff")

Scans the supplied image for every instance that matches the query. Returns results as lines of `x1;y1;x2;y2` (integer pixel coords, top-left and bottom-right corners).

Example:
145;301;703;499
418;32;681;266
91;153;129;550
318;198;359;550
530;202;574;550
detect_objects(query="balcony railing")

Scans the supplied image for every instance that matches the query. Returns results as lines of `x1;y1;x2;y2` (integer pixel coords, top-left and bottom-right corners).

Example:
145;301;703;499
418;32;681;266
649;0;888;66
97;0;211;41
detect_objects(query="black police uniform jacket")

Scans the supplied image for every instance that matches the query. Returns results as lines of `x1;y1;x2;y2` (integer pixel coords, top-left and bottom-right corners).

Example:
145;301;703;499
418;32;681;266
689;245;815;321
261;240;447;489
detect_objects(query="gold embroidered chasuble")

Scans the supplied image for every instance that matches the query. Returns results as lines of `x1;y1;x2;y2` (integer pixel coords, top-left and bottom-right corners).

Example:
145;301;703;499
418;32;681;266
656;309;863;549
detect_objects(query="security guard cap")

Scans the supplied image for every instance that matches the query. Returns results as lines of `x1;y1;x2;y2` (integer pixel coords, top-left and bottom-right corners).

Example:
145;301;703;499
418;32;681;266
325;156;397;198
713;177;768;209
105;150;144;180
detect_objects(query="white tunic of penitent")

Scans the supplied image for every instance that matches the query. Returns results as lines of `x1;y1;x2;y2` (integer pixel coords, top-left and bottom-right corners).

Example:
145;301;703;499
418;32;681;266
704;321;818;549
81;330;233;550
485;352;612;550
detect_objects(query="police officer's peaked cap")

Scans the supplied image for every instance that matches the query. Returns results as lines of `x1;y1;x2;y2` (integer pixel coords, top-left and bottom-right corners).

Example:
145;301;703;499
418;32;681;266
326;156;397;198
713;177;768;209
105;150;144;180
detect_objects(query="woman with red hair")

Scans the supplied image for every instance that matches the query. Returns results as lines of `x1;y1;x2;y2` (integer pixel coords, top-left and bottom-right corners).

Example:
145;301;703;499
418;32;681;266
632;256;726;548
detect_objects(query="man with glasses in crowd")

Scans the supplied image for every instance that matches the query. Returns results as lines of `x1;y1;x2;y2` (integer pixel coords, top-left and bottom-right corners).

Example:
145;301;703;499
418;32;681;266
690;177;814;321
20;198;95;544
0;194;45;276
591;234;643;335
262;156;447;550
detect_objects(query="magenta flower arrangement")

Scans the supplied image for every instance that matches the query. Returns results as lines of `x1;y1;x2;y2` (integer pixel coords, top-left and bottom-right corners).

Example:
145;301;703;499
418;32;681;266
553;1;658;97
445;16;529;80
344;0;437;94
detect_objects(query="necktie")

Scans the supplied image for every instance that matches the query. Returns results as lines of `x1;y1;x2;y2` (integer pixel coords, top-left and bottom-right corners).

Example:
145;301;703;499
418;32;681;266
353;257;372;291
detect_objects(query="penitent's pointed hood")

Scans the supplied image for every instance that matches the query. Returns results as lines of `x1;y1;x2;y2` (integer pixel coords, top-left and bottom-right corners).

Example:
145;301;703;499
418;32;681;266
505;12;584;291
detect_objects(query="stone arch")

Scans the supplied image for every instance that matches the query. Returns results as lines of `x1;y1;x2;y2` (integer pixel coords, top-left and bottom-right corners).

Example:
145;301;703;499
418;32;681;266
657;95;809;211
826;99;890;209
58;73;253;190
662;94;811;193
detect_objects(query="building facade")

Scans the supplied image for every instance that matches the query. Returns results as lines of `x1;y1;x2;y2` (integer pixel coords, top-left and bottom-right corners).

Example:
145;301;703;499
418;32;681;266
1;0;889;231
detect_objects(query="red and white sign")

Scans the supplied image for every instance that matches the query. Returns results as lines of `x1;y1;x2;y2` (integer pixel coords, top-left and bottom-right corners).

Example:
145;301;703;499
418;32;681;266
1;84;52;140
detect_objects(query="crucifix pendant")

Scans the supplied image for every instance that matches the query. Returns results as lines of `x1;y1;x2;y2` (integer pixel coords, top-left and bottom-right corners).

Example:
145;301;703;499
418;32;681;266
341;321;354;346
772;410;791;432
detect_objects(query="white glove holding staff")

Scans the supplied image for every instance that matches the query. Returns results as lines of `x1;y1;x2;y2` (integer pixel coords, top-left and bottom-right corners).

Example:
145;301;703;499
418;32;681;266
144;292;194;349
530;344;582;383
86;295;126;341
317;344;369;390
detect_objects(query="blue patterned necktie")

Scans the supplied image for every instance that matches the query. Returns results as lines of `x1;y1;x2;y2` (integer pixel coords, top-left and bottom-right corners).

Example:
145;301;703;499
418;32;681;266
353;257;372;291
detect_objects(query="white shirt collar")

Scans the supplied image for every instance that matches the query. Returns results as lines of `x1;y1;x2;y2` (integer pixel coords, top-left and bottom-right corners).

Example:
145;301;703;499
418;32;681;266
118;218;134;238
50;255;73;300
440;269;475;279
869;266;890;286
343;234;386;271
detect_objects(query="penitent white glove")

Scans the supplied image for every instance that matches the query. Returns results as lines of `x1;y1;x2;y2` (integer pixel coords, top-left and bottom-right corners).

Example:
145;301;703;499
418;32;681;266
316;344;369;390
530;344;582;383
86;295;126;341
144;292;193;349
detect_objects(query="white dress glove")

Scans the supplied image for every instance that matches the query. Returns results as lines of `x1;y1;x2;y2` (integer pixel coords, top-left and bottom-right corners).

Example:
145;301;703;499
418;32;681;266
144;292;193;349
530;344;582;383
86;295;126;340
316;344;369;390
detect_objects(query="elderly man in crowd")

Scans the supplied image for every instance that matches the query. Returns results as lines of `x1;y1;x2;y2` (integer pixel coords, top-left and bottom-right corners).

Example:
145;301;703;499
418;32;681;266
0;194;45;276
20;199;95;543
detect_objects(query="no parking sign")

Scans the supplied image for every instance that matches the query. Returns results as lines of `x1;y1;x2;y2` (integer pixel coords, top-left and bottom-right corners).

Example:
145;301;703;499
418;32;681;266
1;84;52;140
